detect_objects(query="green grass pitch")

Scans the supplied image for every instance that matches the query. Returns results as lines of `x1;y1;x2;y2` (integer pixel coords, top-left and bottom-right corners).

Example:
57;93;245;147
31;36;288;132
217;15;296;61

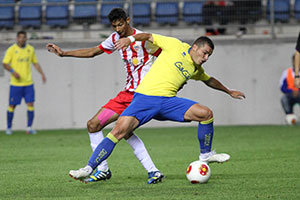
0;125;300;200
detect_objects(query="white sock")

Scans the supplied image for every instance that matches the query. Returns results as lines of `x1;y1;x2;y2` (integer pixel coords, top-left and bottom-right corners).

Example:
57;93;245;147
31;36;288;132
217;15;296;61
126;134;158;173
88;131;108;171
83;165;93;174
199;152;212;160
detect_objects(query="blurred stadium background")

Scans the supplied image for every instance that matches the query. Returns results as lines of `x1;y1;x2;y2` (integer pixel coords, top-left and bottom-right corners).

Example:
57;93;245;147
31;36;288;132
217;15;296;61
0;0;299;130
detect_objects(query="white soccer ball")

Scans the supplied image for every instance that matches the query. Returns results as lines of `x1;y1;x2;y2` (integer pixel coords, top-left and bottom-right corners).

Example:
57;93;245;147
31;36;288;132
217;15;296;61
285;114;298;125
186;160;211;184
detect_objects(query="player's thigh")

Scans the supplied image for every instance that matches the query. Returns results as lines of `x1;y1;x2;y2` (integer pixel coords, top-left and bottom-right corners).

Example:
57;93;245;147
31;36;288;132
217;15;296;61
158;96;197;122
9;85;23;106
24;85;35;104
184;103;213;122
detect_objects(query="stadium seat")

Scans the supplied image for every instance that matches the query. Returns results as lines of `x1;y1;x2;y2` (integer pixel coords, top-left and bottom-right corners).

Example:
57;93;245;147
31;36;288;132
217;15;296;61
100;0;124;25
132;1;151;26
155;2;179;25
183;1;203;24
0;0;15;29
19;0;42;28
267;0;290;23
46;0;69;27
73;0;97;24
294;0;300;20
233;0;262;24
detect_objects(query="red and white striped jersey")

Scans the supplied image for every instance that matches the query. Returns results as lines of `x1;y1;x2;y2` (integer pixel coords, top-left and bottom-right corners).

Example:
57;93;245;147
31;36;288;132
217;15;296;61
99;28;161;92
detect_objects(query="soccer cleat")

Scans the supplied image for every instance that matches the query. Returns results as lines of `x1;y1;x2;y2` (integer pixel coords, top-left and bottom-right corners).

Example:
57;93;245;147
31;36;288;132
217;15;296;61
69;167;92;183
6;128;12;135
26;128;36;135
88;168;112;182
199;150;230;164
147;171;164;184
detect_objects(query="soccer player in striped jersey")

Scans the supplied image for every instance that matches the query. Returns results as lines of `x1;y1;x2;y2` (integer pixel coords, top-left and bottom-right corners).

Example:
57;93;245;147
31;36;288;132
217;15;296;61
46;8;163;184
68;33;245;182
2;31;46;135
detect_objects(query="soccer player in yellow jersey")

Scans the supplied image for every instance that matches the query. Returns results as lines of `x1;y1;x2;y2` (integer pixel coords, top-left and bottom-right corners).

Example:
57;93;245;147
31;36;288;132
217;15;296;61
2;31;46;135
68;33;245;182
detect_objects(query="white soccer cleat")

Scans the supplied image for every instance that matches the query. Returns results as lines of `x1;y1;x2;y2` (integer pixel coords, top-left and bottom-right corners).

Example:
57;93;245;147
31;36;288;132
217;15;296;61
199;150;230;164
6;128;12;135
69;167;92;183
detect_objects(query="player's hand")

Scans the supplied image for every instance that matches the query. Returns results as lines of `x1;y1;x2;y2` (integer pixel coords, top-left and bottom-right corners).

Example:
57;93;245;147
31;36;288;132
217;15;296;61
41;74;46;84
115;38;131;51
294;78;300;88
229;90;245;99
12;71;20;79
46;43;64;57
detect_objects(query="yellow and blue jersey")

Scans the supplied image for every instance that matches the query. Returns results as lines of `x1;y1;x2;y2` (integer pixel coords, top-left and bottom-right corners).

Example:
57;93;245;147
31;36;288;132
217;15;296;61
135;34;210;97
2;43;38;86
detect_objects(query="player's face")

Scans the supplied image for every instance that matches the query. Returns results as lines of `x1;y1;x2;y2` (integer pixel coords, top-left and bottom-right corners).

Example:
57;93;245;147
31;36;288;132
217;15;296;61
17;33;27;47
111;18;130;37
191;43;213;65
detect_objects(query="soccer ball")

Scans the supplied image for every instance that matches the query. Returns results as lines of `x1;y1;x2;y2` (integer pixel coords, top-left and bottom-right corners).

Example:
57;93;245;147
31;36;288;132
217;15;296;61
285;114;298;125
186;161;211;184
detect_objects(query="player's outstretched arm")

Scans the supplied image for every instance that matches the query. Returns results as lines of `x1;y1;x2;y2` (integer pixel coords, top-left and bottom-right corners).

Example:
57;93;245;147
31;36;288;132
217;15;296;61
46;43;103;58
115;33;153;51
204;77;245;99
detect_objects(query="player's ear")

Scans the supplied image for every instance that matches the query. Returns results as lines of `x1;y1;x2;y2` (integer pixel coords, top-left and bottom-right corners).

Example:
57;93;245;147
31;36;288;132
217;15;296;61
191;44;198;52
126;17;130;25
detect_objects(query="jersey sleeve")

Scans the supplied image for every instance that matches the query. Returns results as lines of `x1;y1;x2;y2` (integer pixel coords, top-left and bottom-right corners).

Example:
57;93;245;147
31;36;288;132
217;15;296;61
31;47;38;64
296;32;300;52
2;46;13;64
144;41;162;56
152;34;181;51
99;33;117;54
190;66;211;81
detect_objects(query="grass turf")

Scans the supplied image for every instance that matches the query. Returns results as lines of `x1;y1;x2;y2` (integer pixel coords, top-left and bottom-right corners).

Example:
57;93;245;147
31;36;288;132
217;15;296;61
0;126;299;200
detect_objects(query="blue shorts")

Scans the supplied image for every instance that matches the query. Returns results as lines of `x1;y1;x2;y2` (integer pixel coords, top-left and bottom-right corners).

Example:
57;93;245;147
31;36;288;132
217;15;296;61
121;92;197;127
9;84;35;105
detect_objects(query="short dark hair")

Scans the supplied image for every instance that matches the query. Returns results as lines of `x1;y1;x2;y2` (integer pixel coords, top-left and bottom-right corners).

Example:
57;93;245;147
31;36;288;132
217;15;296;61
17;30;27;37
108;8;128;23
192;36;214;50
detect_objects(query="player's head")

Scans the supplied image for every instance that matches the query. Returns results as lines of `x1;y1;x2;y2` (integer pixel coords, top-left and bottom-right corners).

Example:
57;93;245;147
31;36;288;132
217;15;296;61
190;36;214;65
16;30;27;47
108;8;131;37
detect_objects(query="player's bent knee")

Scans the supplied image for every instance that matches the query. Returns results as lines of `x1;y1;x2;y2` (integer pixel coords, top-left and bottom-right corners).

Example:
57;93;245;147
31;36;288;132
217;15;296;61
112;117;136;140
200;107;213;122
87;119;102;133
206;108;213;120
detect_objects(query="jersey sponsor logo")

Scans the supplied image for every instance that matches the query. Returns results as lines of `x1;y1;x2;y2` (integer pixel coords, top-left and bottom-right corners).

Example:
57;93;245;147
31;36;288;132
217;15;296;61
182;52;186;57
17;57;29;63
174;61;191;80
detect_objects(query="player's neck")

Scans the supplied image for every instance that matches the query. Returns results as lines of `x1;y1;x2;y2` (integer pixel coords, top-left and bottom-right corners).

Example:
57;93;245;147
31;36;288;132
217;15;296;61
125;27;135;37
17;43;26;48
